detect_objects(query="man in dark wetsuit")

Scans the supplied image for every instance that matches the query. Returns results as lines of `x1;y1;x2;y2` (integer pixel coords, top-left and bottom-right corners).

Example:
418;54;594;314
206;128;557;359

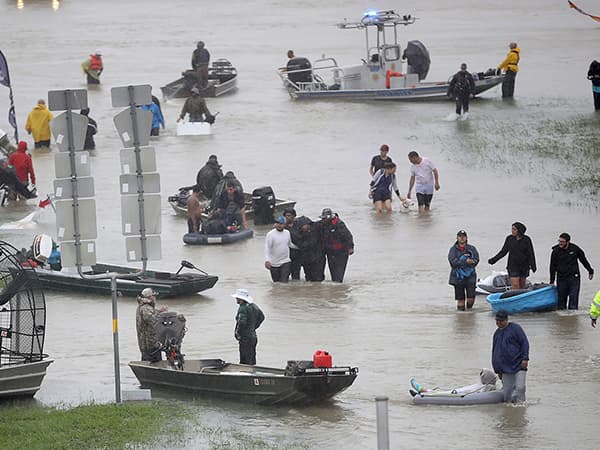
177;87;215;123
80;108;97;150
319;208;354;282
191;41;210;89
448;63;475;119
215;182;248;229
587;60;600;110
210;171;243;209
196;154;223;199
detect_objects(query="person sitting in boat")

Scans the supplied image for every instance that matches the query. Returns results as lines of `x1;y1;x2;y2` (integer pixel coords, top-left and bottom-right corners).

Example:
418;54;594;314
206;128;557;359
410;368;498;395
196;154;223;199
136;288;167;362
210;170;243;210
177;87;216;124
8;141;36;194
214;182;248;230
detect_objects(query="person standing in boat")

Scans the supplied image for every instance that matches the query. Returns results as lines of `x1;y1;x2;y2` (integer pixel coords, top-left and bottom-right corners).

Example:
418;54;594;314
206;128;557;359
81;50;103;84
319;208;354;282
587;60;600;110
406;150;440;212
196;154;223;199
25;99;53;149
488;222;536;290
233;289;264;365
177;87;215;123
497;42;520;98
549;232;594;310
369;162;406;213
79;108;97;150
191;41;210;89
491;310;529;403
136;288;167;362
448;230;479;311
447;63;475;119
264;216;292;282
369;144;393;176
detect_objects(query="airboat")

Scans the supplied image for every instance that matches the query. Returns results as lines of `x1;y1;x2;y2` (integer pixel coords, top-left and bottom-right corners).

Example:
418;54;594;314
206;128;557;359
0;240;53;398
276;10;504;101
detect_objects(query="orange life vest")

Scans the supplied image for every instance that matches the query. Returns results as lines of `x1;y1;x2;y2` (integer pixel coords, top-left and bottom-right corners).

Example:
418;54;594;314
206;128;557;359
90;54;103;71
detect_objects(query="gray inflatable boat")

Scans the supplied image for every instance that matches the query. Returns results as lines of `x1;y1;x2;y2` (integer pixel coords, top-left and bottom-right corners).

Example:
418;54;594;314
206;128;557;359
410;371;505;405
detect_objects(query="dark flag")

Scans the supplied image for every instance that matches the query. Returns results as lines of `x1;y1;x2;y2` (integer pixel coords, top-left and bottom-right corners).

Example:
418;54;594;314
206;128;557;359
0;50;19;143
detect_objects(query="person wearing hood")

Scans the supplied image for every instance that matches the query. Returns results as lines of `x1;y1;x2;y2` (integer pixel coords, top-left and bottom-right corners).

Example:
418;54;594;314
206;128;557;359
498;42;520;98
210;170;243;210
488;222;536;290
8;141;36;188
587;60;600;110
196;154;223;198
136;288;167;362
141;100;165;136
82;50;103;84
177;87;215;123
319;208;354;282
448;230;479;311
25;99;54;149
79;108;97;150
232;289;264;365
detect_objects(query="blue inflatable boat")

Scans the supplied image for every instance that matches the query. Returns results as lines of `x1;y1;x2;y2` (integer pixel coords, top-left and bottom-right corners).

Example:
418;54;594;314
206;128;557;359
486;284;557;314
183;229;254;245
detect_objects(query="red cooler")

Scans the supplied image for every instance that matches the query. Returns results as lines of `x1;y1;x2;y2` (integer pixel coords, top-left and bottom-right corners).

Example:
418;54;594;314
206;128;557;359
313;350;332;368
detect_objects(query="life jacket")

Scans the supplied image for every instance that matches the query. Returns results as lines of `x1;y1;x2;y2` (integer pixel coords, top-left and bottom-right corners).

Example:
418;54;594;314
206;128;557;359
454;73;470;94
90;54;103;71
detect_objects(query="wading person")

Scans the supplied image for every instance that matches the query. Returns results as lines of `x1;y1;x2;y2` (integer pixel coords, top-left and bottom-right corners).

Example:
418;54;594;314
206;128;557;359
233;289;264;365
25;99;53;149
498;42;520;98
369;162;406;213
186;185;205;233
447;63;475;119
369;144;393;176
80;108;97;150
177;87;215;123
81;50;103;84
319;208;354;282
448;230;479;311
492;310;529;404
264;216;292;282
549;232;594;310
141;100;165;136
488;222;536;290
589;290;600;327
587;60;600;110
136;288;167;362
406;150;440;212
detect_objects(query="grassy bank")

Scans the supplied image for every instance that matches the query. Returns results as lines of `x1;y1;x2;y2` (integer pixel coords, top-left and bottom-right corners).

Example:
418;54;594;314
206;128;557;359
0;400;301;449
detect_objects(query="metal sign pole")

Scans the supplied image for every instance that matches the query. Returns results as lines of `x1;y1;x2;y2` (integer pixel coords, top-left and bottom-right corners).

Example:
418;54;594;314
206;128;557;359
111;275;121;403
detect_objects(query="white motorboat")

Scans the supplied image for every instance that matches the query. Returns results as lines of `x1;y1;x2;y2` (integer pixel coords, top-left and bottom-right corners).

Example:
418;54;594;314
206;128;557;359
276;10;503;101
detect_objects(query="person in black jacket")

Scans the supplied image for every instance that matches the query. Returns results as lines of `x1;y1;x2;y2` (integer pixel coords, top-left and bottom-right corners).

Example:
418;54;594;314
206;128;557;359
290;215;325;282
549;232;594;310
447;63;475;119
488;222;536;290
587;60;600;110
80;108;97;150
319;208;354;282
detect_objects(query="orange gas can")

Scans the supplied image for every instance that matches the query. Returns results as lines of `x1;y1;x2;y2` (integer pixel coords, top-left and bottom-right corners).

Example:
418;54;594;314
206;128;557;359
313;350;332;368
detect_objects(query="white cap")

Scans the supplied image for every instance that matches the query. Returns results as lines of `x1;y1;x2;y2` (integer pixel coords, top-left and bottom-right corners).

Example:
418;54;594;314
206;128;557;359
141;287;158;298
231;288;253;304
94;49;102;56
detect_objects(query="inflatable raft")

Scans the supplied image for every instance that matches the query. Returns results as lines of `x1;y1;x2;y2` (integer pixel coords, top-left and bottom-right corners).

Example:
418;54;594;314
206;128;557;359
183;229;254;245
486;284;557;314
410;372;504;405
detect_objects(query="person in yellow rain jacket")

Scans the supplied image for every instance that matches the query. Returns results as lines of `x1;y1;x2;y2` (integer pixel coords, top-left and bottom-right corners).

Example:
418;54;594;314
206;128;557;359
25;99;54;149
589;290;600;327
498;42;520;98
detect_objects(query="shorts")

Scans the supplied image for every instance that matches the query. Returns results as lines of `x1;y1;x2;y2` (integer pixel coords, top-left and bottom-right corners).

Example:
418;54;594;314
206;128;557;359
508;269;529;278
372;191;392;203
454;283;476;300
416;193;433;206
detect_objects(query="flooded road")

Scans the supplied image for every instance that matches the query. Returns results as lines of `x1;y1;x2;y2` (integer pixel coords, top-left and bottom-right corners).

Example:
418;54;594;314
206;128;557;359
1;0;600;448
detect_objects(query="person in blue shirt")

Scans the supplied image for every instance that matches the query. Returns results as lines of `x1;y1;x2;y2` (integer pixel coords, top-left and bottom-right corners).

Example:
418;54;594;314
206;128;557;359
492;310;529;403
141;102;165;136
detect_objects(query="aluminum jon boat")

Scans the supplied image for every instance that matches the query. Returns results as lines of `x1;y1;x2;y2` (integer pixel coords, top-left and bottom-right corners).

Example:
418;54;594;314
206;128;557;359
129;359;358;406
276;10;503;101
486;285;558;314
161;58;237;100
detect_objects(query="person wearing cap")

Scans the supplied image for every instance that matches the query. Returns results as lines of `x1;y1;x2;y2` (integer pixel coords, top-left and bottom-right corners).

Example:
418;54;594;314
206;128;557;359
136;288;167;362
448;230;479;311
79;108;97;150
589;290;600;327
8;141;36;188
549;232;594;310
447;62;475;119
488;222;536;290
232;289;264;365
369;144;393;176
191;41;210;89
406;151;440;212
196;155;223;199
81;50;103;84
25;99;54;149
319;208;354;282
369;161;406;213
264;216;292;282
491;310;529;403
177;87;215;124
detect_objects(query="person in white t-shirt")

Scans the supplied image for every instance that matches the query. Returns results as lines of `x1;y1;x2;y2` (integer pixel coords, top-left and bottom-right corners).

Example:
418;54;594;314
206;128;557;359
264;216;292;282
406;150;440;212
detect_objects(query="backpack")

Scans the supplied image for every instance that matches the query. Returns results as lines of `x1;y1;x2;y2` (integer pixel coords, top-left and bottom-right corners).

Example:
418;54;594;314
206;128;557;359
454;73;470;94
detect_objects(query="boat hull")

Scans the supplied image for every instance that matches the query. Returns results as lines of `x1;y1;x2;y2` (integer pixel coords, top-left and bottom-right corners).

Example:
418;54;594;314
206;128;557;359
129;359;358;406
0;359;53;398
486;285;558;314
34;264;218;298
183;229;254;245
161;59;237;100
412;389;504;405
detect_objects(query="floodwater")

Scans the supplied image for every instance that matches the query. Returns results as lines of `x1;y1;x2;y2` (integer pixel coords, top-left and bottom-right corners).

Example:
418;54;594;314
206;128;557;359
1;0;600;448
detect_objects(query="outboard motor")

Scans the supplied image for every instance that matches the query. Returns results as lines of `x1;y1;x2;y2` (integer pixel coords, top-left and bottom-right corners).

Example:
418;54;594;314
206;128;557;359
251;186;276;225
286;57;312;84
402;40;431;81
154;311;187;369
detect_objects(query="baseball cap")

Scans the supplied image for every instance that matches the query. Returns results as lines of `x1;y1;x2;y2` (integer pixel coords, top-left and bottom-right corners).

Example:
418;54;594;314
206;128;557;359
275;216;286;224
495;310;508;320
141;287;158;298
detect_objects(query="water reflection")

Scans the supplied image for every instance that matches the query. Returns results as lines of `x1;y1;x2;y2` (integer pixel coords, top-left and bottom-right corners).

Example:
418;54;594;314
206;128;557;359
16;0;60;10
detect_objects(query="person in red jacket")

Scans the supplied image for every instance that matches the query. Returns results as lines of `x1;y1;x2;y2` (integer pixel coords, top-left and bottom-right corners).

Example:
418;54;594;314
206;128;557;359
8;141;36;187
